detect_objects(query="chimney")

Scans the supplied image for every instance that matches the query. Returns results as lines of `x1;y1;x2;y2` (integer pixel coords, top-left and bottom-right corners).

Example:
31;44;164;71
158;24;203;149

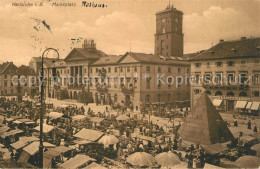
219;39;224;43
82;39;96;50
241;37;246;40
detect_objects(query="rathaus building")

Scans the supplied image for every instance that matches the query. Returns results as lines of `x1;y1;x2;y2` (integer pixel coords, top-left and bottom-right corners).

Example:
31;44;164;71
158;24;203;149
34;5;190;110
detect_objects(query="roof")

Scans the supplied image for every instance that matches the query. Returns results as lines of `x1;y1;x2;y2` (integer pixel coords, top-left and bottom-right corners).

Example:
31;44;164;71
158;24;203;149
65;48;107;62
83;162;107;169
0;62;18;75
50;60;66;68
179;92;234;145
191;37;260;61
59;154;96;169
0;129;23;138
44;146;73;159
30;57;58;67
23;141;55;155
10;136;39;150
119;52;190;65
48;112;63;119
90;117;104;123
74;128;104;141
34;124;54;133
91;55;123;66
18;65;36;75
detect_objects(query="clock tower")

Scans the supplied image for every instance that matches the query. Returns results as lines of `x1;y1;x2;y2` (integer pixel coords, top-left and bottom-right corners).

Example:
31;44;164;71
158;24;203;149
155;4;183;57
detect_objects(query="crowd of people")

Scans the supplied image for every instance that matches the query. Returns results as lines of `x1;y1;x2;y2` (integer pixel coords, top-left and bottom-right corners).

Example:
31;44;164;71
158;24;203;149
0;96;259;168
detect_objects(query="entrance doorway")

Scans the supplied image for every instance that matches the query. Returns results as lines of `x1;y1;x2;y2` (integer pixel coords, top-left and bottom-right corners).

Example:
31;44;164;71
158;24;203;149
227;100;234;111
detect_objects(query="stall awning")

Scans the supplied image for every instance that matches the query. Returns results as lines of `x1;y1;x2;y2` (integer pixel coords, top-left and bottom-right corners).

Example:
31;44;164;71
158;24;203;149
246;102;253;109
48;112;63;119
23;141;55;155
212;99;223;107
74;128;104;142
251;102;260;110
59;155;96;169
34;124;54;133
0;129;23;138
235;101;248;109
72;115;87;121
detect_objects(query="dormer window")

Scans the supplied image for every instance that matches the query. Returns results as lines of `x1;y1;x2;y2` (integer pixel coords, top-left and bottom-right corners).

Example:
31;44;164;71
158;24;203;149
209;51;215;55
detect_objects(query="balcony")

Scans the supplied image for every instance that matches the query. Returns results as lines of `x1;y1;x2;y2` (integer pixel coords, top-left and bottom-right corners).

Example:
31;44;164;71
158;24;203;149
96;84;108;93
202;83;249;90
121;85;134;94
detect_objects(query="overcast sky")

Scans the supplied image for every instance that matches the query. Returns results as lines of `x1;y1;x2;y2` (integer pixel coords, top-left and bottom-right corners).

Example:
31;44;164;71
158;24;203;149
0;0;260;66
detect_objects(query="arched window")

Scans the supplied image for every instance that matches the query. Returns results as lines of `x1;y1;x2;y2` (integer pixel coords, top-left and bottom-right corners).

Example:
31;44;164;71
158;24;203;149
145;95;150;103
206;91;211;95
239;92;247;97
227;91;235;96
156;94;161;102
215;91;222;96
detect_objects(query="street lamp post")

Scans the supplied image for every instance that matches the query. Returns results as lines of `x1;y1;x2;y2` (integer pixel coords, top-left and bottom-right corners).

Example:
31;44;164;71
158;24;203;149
39;48;59;168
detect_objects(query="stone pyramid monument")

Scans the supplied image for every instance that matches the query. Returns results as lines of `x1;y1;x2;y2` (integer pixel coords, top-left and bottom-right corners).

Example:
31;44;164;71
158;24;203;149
179;92;234;145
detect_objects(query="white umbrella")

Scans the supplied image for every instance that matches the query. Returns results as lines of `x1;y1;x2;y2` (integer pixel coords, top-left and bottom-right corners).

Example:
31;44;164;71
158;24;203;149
116;115;130;121
155;151;181;166
126;152;156;166
98;134;119;145
235;156;260;168
251;143;260;153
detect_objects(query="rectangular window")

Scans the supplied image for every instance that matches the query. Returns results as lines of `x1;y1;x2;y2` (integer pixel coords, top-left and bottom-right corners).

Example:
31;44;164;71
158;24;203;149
216;62;223;67
177;78;182;88
158;67;161;73
255;60;260;64
253;91;260;97
195;63;201;68
146;78;150;89
134;66;137;72
195;74;201;84
4;82;7;87
227;61;235;67
4;75;7;79
96;68;98;73
120;67;123;72
168;67;171;73
157;80;161;88
204;74;212;83
187;68;190;74
108;67;111;73
114;67;117;73
127;66;130;72
253;73;260;84
178;68;181;73
227;73;235;84
241;60;246;64
146;66;150;72
207;62;210;68
194;89;201;94
215;73;223;84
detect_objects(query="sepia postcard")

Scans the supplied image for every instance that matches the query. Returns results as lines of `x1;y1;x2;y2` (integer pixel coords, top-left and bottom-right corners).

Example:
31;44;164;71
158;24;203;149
0;0;260;168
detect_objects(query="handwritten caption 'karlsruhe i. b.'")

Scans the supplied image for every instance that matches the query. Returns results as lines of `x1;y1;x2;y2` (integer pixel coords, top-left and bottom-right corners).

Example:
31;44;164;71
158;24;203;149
10;0;108;8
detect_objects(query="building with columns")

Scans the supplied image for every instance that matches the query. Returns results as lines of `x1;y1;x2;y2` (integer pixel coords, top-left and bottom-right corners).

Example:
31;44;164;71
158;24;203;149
42;5;191;109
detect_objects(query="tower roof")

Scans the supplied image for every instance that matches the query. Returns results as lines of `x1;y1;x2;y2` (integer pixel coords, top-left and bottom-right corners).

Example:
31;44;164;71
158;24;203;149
179;92;234;145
